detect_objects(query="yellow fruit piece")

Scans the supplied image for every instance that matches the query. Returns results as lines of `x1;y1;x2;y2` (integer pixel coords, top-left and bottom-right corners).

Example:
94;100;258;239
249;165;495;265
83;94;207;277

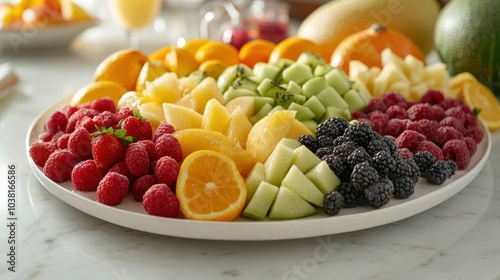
94;49;149;91
163;103;202;131
194;41;239;66
116;90;149;111
189;77;225;114
148;45;173;62
227;108;253;149
246;110;296;163
139;102;165;132
202;99;231;134
199;59;228;80
70;81;128;106
462;82;500;131
60;0;91;21
269;37;325;63
143;72;181;103
164;47;199;78
180;38;211;55
176;95;196;110
135;60;169;93
225;96;255;119
286;119;314;139
173;128;256;177
176;150;247;221
178;76;198;96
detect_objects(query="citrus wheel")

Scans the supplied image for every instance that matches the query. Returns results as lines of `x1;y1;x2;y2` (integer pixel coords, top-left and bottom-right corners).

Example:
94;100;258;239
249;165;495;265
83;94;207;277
70;81;128;106
176;150;247;221
462;82;500;131
238;39;276;68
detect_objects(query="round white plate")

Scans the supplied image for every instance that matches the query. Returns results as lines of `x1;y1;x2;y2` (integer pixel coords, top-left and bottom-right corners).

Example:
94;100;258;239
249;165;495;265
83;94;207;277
26;98;492;241
0;20;99;51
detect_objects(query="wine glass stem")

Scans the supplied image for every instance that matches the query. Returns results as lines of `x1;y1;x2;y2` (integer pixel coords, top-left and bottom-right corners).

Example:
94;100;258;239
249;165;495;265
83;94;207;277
127;29;141;49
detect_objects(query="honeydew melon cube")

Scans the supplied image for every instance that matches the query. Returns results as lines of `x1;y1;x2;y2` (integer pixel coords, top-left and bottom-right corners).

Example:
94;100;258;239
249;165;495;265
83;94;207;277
264;143;294;186
288;102;315;121
306;161;341;194
314;64;334;77
325;68;352;95
245;162;265;203
250;102;273;124
223;88;259;102
282;62;313;85
253;96;276;112
291;145;322;173
281;165;324;207
316;87;349;109
243;181;279;220
303;95;326;120
302;119;318;134
278;137;301;149
321;106;351;122
268;186;317;219
302;76;329;98
253;62;281;81
343;89;367;113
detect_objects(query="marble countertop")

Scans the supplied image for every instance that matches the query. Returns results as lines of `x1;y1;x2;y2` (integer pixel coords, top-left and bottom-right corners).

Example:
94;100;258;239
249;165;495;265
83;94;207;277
1;3;500;280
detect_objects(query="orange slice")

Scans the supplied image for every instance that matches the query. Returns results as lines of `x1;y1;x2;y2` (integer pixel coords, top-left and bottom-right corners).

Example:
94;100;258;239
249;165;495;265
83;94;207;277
176;150;247;221
462;82;500;131
239;39;276;68
194;41;239;66
268;37;325;63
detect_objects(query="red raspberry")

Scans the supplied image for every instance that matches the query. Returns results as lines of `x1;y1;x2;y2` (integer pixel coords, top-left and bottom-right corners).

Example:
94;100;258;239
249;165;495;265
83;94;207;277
43;149;77;183
152;122;176;143
367;98;387;113
125;142;150;177
420;90;445;105
109;162;134;185
395;130;426;151
142;184;179;218
132;174;157;202
463;113;480;129
396;148;413;160
121;115;153;141
385;105;408;119
444;106;469;123
56;133;71;149
368;111;389;134
117;107;135;121
61;105;79;119
381;92;409;109
431;105;445;121
433;126;464;147
406;119;439;140
39;131;53;142
93;111;119;129
351;111;368;120
137;140;156;161
414;140;444;161
465;127;484;144
439;116;466;135
438;98;465;110
68;127;92;161
90;97;116;113
29;141;57;166
463;137;477;156
407;103;438;121
154;134;182;162
96;172;130;206
66;108;100;133
45;111;68;135
154;156;179;188
75;115;97;133
71;160;103;191
383;118;408;137
442;139;471;170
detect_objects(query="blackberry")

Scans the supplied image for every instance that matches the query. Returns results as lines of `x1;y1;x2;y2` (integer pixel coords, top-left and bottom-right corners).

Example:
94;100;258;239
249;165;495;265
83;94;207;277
405;158;420;182
327;117;349;135
366;139;390;155
332;141;358;161
317;135;334;148
422;160;454;185
364;178;394;208
344;122;374;146
323;190;344;216
351;161;379;192
347;147;371;169
392;176;416;199
298;134;319;152
371;150;396;176
388;154;410;180
413;151;436;173
447;160;458;176
316;119;342;139
337;182;365;208
381;136;398;154
316;146;333;159
332;136;349;147
323;154;350;182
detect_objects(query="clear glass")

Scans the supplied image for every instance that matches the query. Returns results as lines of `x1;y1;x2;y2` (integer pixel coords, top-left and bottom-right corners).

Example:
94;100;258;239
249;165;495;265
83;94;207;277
108;0;162;49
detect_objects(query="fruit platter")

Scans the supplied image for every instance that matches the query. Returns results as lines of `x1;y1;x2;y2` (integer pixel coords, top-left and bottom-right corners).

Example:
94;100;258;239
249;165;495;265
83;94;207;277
26;0;500;240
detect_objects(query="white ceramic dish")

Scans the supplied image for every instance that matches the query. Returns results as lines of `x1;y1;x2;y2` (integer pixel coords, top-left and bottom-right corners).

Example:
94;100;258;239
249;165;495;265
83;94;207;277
0;20;99;51
26;97;492;241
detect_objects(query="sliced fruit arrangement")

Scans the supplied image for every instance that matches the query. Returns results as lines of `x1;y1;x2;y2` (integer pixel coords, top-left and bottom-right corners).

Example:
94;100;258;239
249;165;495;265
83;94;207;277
1;0;93;30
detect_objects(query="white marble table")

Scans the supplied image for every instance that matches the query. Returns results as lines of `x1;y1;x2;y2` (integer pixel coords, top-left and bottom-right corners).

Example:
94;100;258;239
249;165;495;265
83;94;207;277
1;4;500;280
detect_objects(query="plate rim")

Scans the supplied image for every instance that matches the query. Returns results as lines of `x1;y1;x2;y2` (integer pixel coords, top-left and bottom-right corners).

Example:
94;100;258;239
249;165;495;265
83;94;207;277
26;97;492;241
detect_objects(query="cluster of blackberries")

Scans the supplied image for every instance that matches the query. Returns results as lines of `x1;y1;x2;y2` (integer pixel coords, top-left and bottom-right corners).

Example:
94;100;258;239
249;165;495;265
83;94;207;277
298;117;457;216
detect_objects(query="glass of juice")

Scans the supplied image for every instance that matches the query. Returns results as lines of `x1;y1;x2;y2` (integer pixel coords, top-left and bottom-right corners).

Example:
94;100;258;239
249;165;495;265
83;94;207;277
108;0;162;48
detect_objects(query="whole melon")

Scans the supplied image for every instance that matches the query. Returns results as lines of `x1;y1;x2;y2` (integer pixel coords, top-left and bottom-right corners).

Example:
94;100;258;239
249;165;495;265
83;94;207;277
435;0;500;95
296;0;441;60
